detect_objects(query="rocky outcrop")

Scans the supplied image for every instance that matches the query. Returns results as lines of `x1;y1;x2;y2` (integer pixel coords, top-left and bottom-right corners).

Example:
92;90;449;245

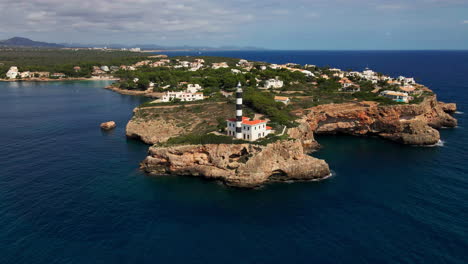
100;121;116;130
126;119;183;144
296;96;457;145
287;122;320;151
126;102;235;144
439;102;457;113
141;140;330;188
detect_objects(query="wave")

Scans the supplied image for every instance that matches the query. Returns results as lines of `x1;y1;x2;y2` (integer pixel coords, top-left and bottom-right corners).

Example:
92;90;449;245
455;111;463;114
426;140;445;147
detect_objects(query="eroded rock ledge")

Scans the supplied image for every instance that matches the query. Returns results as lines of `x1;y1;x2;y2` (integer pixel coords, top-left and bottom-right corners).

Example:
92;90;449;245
295;96;457;146
140;140;330;188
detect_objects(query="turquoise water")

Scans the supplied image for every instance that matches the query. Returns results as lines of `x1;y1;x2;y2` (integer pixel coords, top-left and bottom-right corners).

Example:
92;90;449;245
0;51;467;263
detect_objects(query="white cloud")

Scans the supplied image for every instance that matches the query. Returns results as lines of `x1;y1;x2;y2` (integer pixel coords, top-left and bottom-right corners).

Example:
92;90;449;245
376;4;406;10
0;0;256;39
305;12;320;18
0;0;466;45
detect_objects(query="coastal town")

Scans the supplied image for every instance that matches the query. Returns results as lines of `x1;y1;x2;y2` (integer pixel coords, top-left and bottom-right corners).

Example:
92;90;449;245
2;52;438;146
1;50;428;108
1;49;446;149
98;54;430;111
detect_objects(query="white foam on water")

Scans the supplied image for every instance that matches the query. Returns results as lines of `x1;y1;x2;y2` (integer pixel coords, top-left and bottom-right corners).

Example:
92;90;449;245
418;140;445;148
455;111;463;114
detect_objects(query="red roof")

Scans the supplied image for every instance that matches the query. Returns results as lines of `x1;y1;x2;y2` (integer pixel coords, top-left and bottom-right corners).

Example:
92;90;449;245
227;116;267;125
243;119;267;125
266;126;272;130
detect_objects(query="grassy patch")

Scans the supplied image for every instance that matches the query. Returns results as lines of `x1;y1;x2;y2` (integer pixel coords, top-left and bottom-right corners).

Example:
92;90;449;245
159;133;291;147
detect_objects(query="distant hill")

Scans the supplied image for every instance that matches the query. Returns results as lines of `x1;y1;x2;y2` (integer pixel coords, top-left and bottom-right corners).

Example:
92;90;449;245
0;37;264;51
0;37;64;48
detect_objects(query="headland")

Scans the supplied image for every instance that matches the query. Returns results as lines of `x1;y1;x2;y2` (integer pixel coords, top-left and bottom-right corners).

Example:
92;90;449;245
105;54;457;188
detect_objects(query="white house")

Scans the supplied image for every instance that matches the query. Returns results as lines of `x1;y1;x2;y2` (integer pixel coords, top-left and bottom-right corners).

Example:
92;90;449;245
226;117;272;141
186;84;202;93
20;71;30;78
180;61;190;67
347;71;363;78
189;61;203;71
212;62;229;69
238;59;249;65
231;69;242;74
101;66;110;72
339;78;354;88
269;64;280;69
274;96;290;105
363;69;375;77
51;73;66;78
380;90;409;103
397;76;416;85
6;66;19;79
301;70;315;77
161;91;204;102
264;78;284;89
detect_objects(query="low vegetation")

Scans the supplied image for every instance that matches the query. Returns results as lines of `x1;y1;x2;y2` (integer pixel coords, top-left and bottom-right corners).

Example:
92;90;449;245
159;133;291;147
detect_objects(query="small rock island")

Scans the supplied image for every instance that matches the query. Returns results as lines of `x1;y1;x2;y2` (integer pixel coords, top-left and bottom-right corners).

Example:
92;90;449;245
106;56;457;188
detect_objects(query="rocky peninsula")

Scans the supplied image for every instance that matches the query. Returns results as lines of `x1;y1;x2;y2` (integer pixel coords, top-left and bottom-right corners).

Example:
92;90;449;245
108;55;458;188
126;94;456;188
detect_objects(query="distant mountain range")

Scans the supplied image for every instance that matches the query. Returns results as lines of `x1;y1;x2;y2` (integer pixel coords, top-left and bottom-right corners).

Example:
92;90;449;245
0;37;64;48
0;37;265;51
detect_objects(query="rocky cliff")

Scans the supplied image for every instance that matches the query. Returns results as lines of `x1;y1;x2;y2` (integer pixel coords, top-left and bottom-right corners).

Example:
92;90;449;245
141;140;330;188
126;102;234;144
294;96;457;145
132;95;457;188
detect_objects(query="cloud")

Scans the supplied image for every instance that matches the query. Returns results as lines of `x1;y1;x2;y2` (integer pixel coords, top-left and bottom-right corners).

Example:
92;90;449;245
463;20;468;24
0;0;467;45
376;4;406;10
0;0;256;40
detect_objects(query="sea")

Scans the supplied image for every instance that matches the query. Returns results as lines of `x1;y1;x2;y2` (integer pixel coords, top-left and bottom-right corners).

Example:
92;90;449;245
0;51;466;264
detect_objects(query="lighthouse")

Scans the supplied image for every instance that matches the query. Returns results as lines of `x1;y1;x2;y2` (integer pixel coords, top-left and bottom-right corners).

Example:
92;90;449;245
235;82;243;139
226;82;272;141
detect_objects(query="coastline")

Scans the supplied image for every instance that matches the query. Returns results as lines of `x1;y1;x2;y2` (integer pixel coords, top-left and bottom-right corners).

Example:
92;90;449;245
104;85;162;98
0;77;120;82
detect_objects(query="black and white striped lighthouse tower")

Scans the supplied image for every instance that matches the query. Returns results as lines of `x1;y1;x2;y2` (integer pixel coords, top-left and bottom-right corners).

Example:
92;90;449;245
235;82;243;139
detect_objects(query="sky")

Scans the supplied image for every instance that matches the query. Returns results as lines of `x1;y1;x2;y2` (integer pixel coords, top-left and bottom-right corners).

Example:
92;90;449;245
0;0;467;50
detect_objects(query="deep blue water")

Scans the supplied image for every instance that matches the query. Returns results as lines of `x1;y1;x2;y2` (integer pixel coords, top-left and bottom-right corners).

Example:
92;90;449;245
1;51;467;264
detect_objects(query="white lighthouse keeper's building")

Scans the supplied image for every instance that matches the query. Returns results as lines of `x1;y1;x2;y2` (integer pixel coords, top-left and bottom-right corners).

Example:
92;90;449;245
226;83;272;141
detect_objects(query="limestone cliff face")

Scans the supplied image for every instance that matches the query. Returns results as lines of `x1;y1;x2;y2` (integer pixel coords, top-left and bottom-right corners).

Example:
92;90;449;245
126;103;235;144
141;140;330;188
287;122;320;151
296;96;457;145
126;118;184;144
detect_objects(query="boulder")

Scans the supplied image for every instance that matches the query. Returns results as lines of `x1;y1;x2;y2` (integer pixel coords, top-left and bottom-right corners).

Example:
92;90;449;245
100;121;116;130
